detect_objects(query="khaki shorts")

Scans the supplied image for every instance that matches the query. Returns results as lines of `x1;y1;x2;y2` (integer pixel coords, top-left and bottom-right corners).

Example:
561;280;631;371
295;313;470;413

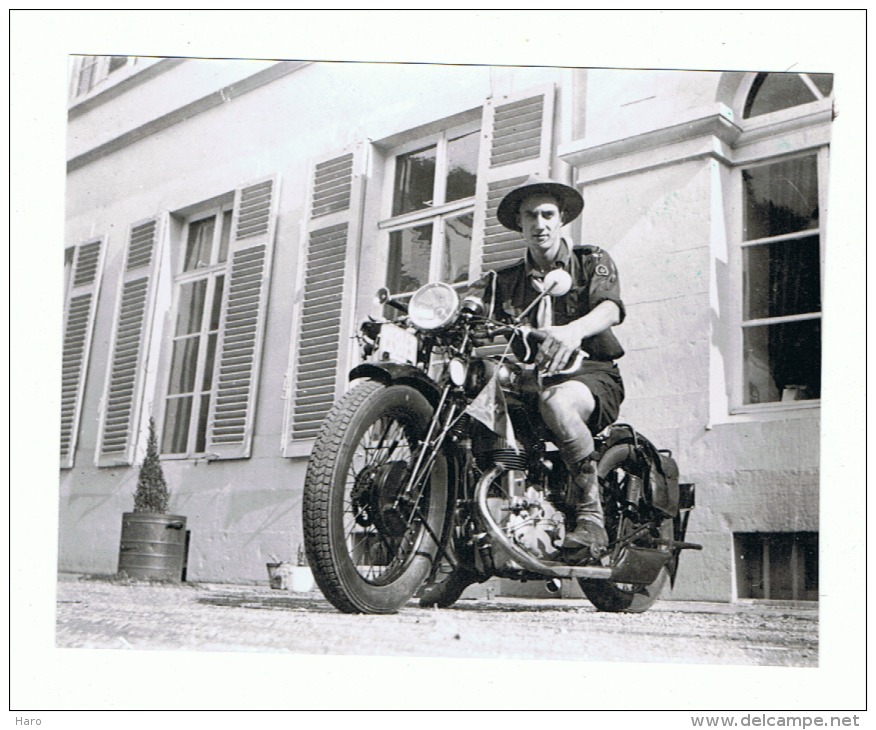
543;360;625;434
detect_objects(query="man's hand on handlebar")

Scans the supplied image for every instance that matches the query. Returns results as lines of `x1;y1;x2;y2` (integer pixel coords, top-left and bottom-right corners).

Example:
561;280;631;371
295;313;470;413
534;324;581;374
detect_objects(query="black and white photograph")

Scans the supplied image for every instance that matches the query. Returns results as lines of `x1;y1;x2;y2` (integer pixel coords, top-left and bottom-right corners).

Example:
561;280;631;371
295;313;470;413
9;8;867;722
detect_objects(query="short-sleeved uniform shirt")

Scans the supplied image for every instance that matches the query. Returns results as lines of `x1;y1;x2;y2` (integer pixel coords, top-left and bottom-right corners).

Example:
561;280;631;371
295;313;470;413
477;238;626;432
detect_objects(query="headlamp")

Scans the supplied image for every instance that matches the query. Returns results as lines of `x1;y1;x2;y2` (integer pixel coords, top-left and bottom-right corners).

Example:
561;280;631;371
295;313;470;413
408;282;460;331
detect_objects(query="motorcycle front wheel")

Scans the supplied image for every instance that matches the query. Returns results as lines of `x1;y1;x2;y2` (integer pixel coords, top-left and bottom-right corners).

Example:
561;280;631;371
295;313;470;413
578;440;672;613
303;379;450;614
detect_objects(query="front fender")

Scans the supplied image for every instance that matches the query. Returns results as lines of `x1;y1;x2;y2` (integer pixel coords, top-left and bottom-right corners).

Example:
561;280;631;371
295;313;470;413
349;362;443;407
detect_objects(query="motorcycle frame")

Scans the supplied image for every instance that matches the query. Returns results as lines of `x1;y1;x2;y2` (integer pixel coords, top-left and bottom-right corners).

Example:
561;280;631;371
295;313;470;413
348;359;698;591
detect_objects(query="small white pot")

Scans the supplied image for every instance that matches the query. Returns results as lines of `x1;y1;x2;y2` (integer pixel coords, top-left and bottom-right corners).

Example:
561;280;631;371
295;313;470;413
290;566;315;593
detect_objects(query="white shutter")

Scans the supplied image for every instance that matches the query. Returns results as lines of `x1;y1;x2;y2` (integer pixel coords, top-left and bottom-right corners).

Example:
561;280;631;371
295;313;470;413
60;237;105;468
97;218;165;466
285;146;367;452
470;84;556;276
205;175;280;459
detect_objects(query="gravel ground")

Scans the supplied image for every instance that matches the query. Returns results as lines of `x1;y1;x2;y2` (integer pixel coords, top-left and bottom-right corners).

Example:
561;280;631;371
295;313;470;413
55;576;818;667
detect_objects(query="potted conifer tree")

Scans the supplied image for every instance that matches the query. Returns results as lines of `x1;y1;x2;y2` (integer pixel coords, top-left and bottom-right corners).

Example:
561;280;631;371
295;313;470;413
117;418;188;581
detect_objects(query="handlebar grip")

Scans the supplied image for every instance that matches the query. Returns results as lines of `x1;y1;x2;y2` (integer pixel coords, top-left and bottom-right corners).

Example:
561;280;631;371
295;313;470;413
487;325;547;343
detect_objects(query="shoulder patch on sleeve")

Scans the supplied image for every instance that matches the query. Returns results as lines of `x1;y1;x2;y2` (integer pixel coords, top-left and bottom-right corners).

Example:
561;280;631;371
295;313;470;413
595;264;610;276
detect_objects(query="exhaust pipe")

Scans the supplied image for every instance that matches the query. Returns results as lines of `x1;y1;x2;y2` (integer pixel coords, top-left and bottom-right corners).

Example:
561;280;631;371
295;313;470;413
545;578;562;594
475;464;612;580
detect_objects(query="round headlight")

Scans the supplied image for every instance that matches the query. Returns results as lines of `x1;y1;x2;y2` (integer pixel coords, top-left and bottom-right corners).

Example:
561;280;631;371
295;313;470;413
408;282;460;331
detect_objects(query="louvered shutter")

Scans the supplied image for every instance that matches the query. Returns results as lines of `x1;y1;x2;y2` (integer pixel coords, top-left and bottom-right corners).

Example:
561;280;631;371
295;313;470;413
205;175;280;459
60;237;105;468
97;218;165;467
470;84;556;276
285;146;367;452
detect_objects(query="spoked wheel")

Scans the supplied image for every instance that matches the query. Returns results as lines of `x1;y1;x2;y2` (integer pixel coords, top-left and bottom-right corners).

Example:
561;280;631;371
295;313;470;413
578;441;672;613
303;380;450;614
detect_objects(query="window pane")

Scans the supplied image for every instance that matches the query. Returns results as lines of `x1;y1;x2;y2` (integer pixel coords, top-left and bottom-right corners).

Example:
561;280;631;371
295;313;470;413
806;73;833;99
218;210;232;264
167;337;200;395
393;145;437;216
184;217;216;271
743;319;821;404
734;533;765;599
387;224;433;293
162;396;193;454
195;394;210;454
445;131;480;203
64;248;74;292
108;56;128;73
202;333;218;391
743;156;819;240
209;275;224;331
175;280;207;335
76;57;98;95
442;213;473;284
743;235;821;320
744;72;818;118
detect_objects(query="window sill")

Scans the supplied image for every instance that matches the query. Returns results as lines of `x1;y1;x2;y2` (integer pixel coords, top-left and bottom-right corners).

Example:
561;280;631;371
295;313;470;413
159;453;220;464
708;399;820;429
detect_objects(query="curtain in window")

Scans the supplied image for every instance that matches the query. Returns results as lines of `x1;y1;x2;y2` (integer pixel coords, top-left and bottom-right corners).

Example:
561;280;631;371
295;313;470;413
767;236;821;395
743;156;821;399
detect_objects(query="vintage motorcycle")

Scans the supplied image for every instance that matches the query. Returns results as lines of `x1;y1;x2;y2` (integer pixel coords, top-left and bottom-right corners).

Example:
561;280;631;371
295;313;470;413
302;270;701;614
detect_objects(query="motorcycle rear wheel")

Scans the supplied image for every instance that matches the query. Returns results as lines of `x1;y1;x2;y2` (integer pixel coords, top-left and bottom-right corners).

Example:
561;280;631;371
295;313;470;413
578;440;672;613
303;380;449;614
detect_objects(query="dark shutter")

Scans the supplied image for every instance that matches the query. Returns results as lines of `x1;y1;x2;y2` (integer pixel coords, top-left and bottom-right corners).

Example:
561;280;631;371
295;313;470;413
60;237;105;468
205;175;280;459
470;85;556;356
286;146;366;450
97;218;164;466
471;85;556;274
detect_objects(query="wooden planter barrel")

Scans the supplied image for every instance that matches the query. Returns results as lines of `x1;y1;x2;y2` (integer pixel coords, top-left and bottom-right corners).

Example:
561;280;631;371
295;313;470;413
118;512;188;581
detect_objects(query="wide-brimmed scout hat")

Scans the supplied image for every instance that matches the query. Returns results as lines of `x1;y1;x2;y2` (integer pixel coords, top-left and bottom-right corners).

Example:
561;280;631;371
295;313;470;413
496;175;584;233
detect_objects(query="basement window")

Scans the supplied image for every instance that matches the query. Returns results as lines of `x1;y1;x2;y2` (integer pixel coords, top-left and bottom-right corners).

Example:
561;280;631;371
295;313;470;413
734;532;818;601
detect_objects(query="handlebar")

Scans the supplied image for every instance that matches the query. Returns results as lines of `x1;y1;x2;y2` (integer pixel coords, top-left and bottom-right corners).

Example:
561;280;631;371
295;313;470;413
482;322;547;344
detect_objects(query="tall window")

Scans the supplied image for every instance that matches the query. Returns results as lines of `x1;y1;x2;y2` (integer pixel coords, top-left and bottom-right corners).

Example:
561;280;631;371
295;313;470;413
741;155;822;404
381;123;480;295
735;73;831;408
162;205;233;455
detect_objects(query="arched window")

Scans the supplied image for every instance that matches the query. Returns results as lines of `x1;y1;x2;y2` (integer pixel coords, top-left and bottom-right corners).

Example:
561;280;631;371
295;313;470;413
743;72;834;119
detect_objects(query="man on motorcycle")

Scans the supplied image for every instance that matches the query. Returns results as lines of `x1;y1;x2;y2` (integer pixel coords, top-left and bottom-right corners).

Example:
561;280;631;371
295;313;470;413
421;176;626;604
491;176;626;560
421;176;627;606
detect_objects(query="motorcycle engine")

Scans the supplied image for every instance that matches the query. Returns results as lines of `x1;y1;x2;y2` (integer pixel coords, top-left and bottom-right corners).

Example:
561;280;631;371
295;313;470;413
501;484;566;562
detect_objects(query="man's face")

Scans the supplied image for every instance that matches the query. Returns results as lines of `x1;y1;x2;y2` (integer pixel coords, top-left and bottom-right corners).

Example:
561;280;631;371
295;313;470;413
517;194;563;258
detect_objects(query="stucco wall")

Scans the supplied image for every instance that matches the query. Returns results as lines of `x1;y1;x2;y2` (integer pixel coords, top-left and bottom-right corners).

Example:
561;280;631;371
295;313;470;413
582;68;723;143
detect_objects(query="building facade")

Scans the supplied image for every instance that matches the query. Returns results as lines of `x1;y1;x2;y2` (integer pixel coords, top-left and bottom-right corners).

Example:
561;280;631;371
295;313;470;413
62;58;831;601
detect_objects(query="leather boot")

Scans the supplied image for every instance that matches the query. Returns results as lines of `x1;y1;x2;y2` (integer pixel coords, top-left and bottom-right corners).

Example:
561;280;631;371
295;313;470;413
562;459;608;559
